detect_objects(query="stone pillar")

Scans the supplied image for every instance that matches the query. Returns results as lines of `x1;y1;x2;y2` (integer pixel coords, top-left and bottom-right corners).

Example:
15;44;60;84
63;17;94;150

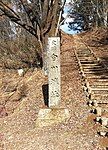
36;37;70;128
47;37;61;107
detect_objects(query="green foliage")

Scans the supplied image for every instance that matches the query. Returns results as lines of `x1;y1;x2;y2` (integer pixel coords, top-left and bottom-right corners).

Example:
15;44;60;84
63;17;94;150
69;0;108;31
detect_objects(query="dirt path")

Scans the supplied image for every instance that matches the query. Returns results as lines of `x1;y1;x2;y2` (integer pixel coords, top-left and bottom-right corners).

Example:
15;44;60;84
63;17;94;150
0;33;104;150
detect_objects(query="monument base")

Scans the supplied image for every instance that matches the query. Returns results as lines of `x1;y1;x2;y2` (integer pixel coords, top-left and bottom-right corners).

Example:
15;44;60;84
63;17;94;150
36;108;70;127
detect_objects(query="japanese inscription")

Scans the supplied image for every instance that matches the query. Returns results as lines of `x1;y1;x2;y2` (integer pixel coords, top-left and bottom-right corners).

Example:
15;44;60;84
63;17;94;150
48;37;60;107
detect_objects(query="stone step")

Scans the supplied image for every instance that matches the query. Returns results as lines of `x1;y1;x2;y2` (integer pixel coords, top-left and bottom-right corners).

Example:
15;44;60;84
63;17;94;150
90;94;108;103
79;57;96;62
78;56;95;60
82;66;103;69
90;87;108;91
86;75;108;79
83;68;105;72
87;87;108;95
80;61;98;64
85;81;108;91
82;63;101;66
91;90;108;94
87;78;108;83
78;55;93;58
77;50;93;53
87;100;108;107
78;55;94;58
90;85;108;88
84;71;108;75
86;80;108;85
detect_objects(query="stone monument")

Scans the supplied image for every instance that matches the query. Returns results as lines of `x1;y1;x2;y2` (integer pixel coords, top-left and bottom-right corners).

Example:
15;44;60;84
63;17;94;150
47;37;61;107
36;37;70;127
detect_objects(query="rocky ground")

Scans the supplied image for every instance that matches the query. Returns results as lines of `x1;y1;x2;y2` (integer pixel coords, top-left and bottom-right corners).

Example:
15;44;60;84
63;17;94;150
0;31;108;150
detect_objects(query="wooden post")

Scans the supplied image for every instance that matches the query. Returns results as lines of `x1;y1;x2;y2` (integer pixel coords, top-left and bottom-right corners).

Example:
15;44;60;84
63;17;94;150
48;37;61;107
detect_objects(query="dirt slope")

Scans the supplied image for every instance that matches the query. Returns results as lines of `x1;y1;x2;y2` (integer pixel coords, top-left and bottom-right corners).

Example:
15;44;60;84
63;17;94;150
0;33;105;150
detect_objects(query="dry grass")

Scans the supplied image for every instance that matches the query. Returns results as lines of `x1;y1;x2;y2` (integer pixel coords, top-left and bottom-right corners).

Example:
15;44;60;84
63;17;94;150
79;27;108;47
0;33;103;150
0;36;42;69
0;74;28;117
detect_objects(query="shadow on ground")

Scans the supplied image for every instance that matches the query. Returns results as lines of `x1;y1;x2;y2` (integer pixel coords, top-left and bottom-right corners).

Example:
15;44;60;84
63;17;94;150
42;84;49;107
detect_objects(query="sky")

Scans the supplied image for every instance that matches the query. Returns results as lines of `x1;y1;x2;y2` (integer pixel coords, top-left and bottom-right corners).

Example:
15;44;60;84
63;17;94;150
66;0;72;3
62;0;73;4
60;0;79;35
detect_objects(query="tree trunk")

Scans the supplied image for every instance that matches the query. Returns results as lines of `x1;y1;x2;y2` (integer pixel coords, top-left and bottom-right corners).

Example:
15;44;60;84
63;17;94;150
103;0;108;27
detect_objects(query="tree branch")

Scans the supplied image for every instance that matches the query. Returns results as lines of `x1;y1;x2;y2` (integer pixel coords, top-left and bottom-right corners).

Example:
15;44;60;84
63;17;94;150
19;0;34;26
0;1;38;38
0;1;20;19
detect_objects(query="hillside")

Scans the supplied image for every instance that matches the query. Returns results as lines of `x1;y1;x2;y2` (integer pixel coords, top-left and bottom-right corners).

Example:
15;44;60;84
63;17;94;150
0;29;108;150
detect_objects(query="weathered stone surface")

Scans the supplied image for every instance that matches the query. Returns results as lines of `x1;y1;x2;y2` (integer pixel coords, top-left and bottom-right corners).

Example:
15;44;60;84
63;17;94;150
96;107;102;116
92;107;102;116
48;37;61;107
99;131;107;137
90;93;108;103
36;108;70;127
96;116;101;122
101;117;108;126
93;100;98;107
17;69;24;77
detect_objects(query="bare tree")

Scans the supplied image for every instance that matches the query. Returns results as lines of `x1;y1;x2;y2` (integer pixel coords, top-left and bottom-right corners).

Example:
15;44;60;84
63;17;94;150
0;0;66;56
